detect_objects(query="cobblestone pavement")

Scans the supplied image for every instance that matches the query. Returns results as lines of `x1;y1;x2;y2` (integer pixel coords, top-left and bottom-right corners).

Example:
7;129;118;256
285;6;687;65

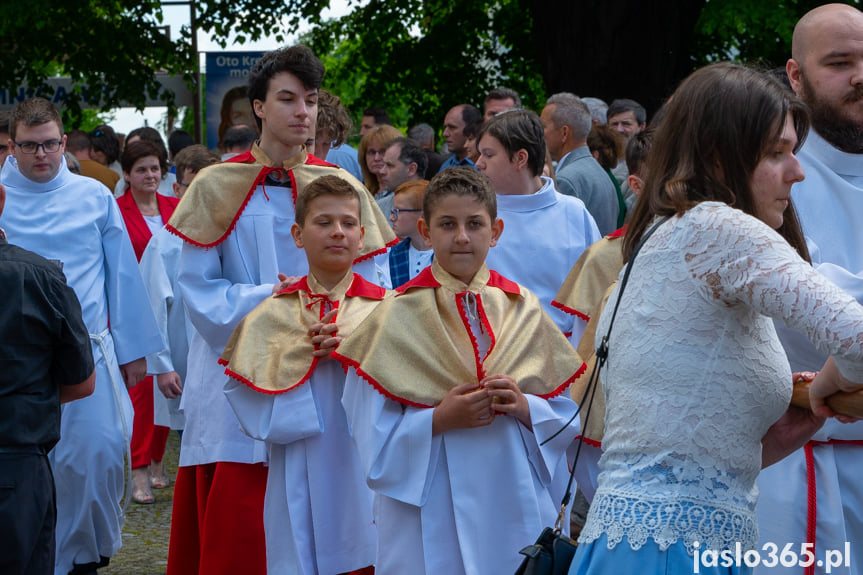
101;431;180;575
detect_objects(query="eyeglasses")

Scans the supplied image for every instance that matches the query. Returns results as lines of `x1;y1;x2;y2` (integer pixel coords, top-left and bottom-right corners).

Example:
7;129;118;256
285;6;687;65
14;140;63;154
390;208;422;219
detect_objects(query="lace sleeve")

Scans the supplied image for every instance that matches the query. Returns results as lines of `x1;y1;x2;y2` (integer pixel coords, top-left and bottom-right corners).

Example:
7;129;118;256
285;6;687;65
684;204;863;380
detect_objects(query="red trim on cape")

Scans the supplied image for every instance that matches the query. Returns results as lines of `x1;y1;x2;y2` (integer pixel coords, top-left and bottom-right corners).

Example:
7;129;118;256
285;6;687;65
305;153;339;168
551;299;591;322
331;351;434;409
223;362;318;396
455;292;488;383
486;270;522;296
225;150;255;164
353;237;399;264
607;224;628;239
166;153;346;250
574;434;602;448
396;266;439;293
803;438;863;575
346;274;388;299
275;274;386;300
396;267;523;296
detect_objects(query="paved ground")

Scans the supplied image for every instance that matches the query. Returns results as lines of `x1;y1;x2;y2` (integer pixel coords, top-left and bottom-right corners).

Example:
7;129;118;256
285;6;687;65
101;431;179;575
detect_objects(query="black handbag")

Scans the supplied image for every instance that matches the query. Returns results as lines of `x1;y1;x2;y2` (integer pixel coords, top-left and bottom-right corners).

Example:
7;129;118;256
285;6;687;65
514;216;670;575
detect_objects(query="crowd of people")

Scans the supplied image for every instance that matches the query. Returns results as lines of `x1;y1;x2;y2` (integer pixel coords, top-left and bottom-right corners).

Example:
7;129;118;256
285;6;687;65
2;3;863;575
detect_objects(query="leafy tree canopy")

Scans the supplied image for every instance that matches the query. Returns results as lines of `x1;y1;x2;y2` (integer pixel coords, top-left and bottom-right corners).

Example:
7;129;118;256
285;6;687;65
2;0;861;131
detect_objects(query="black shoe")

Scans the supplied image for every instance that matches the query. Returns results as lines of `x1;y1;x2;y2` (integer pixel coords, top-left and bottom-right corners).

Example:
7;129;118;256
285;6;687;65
68;555;110;575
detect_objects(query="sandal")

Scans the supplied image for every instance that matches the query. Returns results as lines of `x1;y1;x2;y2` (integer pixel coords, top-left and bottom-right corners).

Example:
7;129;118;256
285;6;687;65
149;462;170;489
131;468;155;504
132;484;155;505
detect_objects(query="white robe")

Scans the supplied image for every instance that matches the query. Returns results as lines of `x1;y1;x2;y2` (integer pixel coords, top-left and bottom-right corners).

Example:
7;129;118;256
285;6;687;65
756;130;863;575
486;176;601;340
341;365;578;575
139;225;190;430
225;360;376;574
0;157;163;574
177;184;376;467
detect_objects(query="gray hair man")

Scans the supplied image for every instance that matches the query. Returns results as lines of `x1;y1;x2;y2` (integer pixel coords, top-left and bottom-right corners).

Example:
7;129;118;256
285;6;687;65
541;93;619;235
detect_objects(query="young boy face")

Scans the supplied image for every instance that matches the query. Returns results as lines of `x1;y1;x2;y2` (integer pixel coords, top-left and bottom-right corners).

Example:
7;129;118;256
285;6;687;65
419;194;503;285
253;71;318;150
291;194;364;280
390;193;423;241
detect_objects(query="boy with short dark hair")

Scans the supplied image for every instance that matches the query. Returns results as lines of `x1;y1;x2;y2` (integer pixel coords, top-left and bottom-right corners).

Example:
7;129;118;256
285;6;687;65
220;174;382;574
335;167;582;575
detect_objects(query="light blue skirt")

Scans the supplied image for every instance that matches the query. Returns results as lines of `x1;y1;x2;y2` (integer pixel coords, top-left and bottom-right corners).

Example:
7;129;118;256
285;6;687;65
570;534;752;575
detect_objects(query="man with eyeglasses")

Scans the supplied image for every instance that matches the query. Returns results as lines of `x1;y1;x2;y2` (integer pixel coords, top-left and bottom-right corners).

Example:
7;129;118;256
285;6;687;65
0;97;162;575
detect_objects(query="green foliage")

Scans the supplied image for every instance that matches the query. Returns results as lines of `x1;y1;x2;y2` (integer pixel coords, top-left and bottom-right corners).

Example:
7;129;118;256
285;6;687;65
68;109;116;133
692;0;861;68
0;0;192;123
303;0;545;135
3;0;855;144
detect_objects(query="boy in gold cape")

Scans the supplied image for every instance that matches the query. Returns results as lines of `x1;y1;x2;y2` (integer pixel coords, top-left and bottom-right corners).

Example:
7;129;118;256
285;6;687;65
220;175;384;575
334;167;583;575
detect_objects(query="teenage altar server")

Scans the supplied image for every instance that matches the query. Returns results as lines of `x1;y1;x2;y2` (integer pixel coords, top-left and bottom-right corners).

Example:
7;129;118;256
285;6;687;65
164;45;394;575
335;168;582;575
0;97;162;575
222;175;383;574
475;109;601;342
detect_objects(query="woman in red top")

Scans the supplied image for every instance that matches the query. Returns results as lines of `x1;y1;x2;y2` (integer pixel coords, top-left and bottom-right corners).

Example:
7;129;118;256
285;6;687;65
117;140;180;504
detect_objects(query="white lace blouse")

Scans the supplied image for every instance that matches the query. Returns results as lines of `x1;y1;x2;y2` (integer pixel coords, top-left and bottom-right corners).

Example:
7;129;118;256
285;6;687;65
580;202;863;554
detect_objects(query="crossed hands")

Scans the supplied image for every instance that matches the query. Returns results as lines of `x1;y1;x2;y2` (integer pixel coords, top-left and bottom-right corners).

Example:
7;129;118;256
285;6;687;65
309;308;342;359
432;374;532;435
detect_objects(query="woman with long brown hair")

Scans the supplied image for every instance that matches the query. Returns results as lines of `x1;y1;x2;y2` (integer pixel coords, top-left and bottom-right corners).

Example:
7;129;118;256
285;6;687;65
570;63;863;574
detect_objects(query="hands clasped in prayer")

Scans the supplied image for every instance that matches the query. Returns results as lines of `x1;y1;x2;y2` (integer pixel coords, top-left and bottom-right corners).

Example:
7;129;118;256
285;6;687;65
309;308;342;359
432;374;532;434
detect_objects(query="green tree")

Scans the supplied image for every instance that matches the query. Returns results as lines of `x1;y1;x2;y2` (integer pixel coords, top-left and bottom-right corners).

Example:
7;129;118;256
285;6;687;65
0;0;192;126
3;0;857;133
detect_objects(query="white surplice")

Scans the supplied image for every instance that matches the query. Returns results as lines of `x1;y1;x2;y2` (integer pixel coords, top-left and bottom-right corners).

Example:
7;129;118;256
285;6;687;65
0;156;163;574
486;176;601;340
139;226;190;429
225;360;376;574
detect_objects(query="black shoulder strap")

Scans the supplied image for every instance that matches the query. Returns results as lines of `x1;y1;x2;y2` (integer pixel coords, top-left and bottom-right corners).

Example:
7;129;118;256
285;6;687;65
547;214;672;532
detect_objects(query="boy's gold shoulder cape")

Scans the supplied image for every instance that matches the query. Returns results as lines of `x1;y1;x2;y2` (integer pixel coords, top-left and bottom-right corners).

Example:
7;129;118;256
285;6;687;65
332;261;586;408
219;272;388;395
553;225;627;448
552;225;626;321
166;144;397;262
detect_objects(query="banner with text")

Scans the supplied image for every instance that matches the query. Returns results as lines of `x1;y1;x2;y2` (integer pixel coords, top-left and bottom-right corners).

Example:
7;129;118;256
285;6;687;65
205;51;264;150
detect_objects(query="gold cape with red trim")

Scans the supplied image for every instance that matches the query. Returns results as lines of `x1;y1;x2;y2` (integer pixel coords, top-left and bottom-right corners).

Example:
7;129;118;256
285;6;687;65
553;228;626;443
570;286;616;443
552;227;625;322
165;143;396;260
332;261;585;408
219;272;388;395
